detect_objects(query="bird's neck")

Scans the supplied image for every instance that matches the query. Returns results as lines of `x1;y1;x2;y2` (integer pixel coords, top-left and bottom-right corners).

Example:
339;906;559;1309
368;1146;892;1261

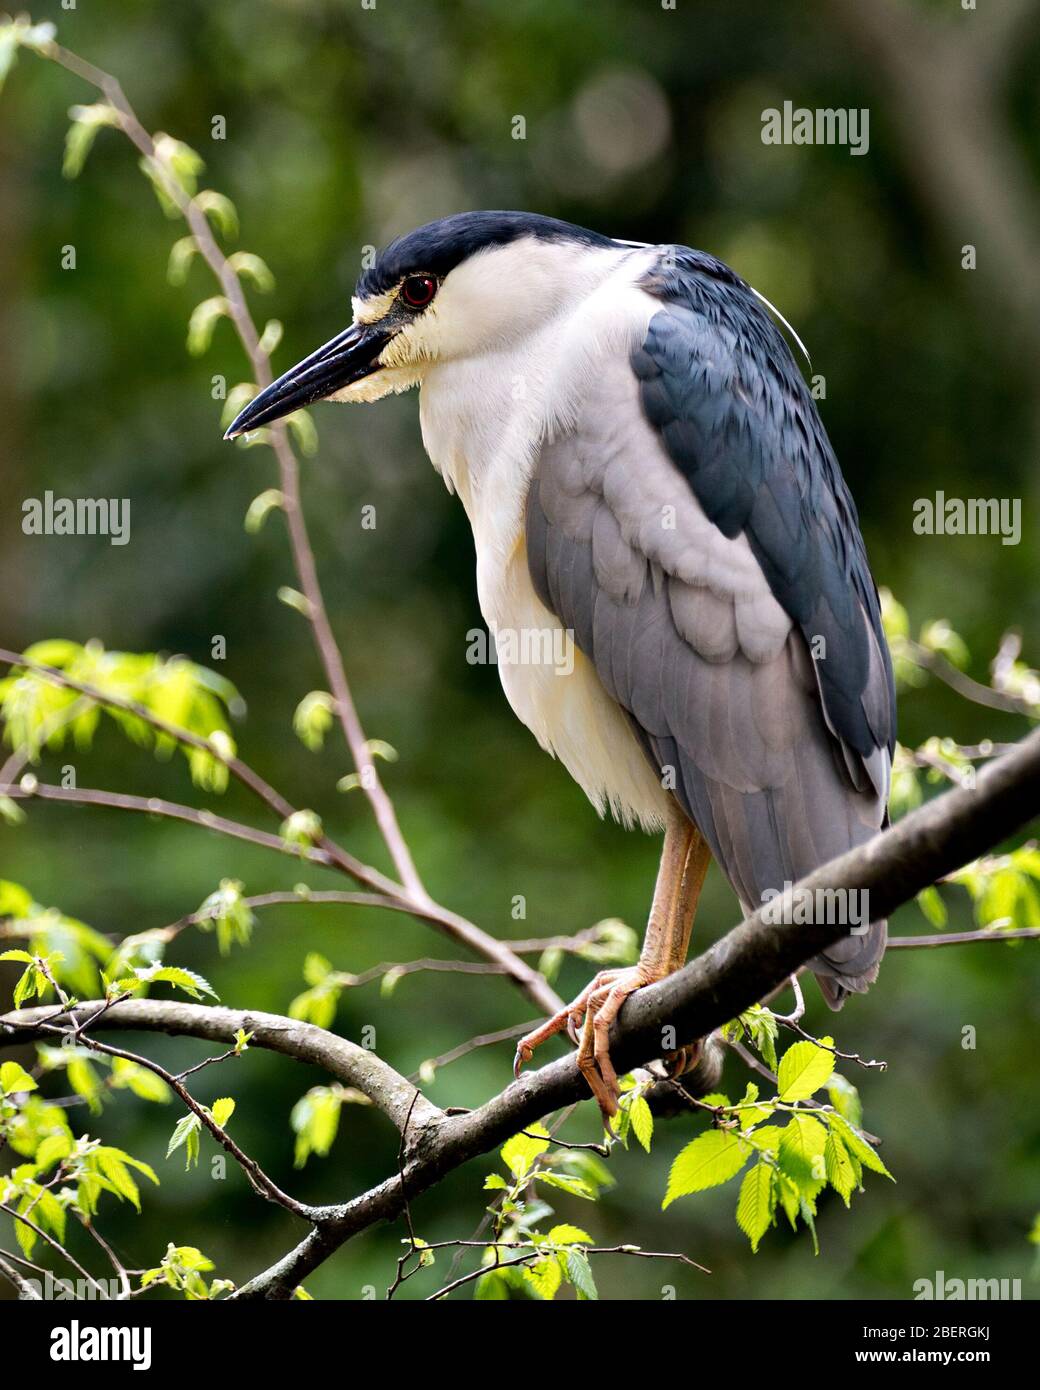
417;247;657;549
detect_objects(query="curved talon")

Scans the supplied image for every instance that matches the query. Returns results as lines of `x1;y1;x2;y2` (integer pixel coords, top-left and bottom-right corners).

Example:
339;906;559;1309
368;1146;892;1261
661;1041;699;1078
514;965;656;1123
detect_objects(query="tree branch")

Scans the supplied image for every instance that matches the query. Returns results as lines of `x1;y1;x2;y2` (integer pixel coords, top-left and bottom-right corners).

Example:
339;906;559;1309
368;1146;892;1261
2;32;564;1022
32;39;424;899
7;729;1035;1297
0;999;442;1137
0;779;340;866
888;927;1040;950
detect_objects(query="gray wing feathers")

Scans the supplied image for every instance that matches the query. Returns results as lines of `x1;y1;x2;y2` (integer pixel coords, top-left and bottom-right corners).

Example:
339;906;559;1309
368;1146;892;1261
527;352;889;1007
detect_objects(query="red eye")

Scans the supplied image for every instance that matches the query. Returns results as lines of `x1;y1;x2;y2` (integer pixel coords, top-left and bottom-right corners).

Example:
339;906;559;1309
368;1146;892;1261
401;274;437;309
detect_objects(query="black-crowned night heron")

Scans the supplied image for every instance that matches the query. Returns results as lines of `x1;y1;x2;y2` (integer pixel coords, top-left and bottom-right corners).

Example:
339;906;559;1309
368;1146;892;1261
227;212;896;1118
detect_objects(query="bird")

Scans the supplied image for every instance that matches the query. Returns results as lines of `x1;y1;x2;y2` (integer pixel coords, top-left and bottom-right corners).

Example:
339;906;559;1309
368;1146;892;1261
226;211;896;1120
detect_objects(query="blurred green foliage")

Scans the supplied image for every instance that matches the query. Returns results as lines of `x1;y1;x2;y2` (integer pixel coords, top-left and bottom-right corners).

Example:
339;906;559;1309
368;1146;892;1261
1;0;1038;1300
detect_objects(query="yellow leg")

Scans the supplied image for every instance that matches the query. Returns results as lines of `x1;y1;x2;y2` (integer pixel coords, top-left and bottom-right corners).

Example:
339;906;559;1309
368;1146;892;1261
515;811;712;1120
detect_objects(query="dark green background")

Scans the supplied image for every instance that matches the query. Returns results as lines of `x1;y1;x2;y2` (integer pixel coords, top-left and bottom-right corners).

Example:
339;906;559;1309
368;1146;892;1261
1;0;1038;1300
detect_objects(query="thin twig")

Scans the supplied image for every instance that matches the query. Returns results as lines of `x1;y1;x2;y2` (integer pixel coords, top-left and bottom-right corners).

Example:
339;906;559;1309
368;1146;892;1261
425;1242;709;1301
906;640;1039;718
0;1205;110;1298
25;1014;317;1221
777;1017;887;1071
725;1039;884;1144
889;927;1040;948
0;1252;42;1299
30;41;425;899
4;36;563;1018
407;1021;536;1081
80;1219;131;1300
0;779;337;867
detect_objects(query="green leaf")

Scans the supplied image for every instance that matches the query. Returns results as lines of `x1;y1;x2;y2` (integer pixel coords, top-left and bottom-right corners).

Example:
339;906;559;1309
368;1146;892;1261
523;1256;562;1300
244;488;284;534
228;251;274;293
63;103;119;178
548;1224;593;1246
483;1173;508;1191
535;1171;595;1200
799;1197;820;1255
35;1132;72;1171
777;1113;828;1187
736;1162;774;1252
109;1056;170;1100
14;1199;38;1259
302;952;332;986
136;964;218;1000
194;879;254;957
167;235;199;285
0;27;18;94
93;1146;157;1211
826;1072;862;1127
735;1080;773;1128
776;1039;835;1101
664;1129;749;1208
746;1123;785;1156
501;1124;550;1179
286;409;318;457
629;1095;653;1152
279;809;323;848
290;1086;342;1167
827;1113;895;1181
167;1114;202;1169
67;1056;102;1114
566;1249;598;1300
824;1132;857;1206
916;885;948;927
0;881;34;916
293;691;335;752
775;1171;801;1231
0;1061;37;1095
210;1097;235;1128
186;296;231;355
742;1005;779;1071
474;1269;510;1300
258;319;283;356
194;189;238;239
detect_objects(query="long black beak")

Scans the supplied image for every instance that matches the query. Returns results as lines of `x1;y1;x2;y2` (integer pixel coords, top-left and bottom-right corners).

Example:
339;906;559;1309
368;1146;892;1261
223;322;393;438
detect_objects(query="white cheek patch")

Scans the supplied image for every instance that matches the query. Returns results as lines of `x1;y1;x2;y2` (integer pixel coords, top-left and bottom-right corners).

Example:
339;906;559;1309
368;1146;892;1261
379;317;441;369
353;289;399;324
329;364;424;403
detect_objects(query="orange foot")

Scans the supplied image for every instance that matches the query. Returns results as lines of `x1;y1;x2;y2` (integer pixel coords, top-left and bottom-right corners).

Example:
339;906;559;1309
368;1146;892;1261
514;964;662;1122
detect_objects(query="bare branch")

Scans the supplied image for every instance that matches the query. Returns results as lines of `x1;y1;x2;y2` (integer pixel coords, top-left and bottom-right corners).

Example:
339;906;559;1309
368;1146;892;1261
0;1204;111;1298
5;35;563;1021
0;779;338;867
904;640;1039;720
889;927;1040;949
29;38;424;899
225;727;1040;1297
0;1251;42;1299
0;999;442;1137
9;726;1014;1296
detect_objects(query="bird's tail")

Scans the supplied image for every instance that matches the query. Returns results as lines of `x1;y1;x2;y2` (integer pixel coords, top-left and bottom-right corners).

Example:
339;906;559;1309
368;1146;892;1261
810;918;887;1011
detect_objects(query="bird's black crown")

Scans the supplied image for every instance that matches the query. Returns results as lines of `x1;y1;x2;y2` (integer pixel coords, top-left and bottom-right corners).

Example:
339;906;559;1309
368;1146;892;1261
355;211;617;299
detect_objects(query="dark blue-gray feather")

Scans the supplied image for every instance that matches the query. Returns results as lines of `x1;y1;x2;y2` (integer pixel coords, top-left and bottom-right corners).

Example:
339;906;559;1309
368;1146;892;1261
635;249;895;770
525;245;895;1007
